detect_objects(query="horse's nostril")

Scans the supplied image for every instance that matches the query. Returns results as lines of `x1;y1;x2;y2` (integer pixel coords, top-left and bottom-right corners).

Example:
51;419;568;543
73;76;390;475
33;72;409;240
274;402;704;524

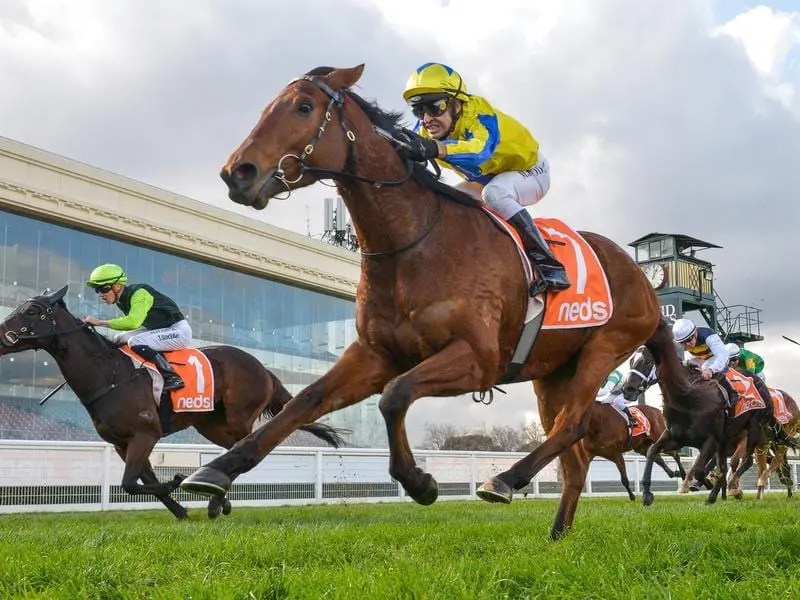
229;163;258;190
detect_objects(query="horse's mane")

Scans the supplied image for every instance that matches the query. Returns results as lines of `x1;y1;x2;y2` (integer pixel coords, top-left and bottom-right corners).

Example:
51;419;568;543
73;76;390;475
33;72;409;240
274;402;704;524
644;318;694;397
304;67;484;209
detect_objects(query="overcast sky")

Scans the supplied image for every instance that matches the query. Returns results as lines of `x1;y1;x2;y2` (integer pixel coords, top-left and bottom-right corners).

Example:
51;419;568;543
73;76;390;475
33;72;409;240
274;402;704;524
2;1;799;445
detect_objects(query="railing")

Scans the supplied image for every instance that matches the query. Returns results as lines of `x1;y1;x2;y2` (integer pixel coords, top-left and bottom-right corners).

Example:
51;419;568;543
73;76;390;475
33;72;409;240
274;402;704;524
716;298;763;341
0;441;796;514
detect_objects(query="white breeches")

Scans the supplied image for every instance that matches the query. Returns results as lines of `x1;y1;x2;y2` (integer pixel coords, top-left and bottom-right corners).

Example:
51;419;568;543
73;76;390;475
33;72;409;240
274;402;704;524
456;154;551;219
113;319;192;351
598;393;629;414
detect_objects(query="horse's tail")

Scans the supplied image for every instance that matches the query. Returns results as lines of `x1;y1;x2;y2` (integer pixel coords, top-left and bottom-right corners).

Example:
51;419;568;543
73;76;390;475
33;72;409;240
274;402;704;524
263;372;349;449
644;317;693;397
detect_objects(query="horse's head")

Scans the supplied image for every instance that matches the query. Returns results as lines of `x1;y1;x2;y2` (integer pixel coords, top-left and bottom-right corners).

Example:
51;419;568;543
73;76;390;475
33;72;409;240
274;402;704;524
622;345;656;400
220;64;369;210
0;285;74;356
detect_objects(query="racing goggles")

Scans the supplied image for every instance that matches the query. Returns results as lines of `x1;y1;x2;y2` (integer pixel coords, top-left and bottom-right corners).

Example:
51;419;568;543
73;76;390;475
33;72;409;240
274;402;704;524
410;97;450;119
92;284;114;294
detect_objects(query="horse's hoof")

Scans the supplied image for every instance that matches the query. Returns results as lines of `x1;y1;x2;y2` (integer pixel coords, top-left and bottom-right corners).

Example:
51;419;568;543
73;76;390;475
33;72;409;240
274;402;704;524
179;467;231;498
550;523;568;541
174;507;189;520
408;474;438;506
477;477;513;504
628;493;636;502
642;491;654;507
222;498;232;516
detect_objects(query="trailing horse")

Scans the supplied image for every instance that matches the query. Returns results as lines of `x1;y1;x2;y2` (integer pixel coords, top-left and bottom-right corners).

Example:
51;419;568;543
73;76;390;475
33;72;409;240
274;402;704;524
580;401;685;500
623;320;773;506
179;64;661;539
0;286;345;519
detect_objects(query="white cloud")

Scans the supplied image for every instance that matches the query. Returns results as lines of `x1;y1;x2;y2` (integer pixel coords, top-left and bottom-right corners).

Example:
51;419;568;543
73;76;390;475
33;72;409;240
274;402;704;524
714;5;800;111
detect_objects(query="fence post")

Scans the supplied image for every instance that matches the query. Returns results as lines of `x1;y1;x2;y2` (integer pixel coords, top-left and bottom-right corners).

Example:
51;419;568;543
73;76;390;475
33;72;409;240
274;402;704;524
585;463;593;496
533;474;540;498
315;450;323;502
469;453;477;497
101;444;112;511
634;456;641;495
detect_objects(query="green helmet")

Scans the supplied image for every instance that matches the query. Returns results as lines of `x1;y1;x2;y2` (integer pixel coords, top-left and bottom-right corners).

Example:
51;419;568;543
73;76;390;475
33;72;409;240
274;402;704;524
86;263;127;287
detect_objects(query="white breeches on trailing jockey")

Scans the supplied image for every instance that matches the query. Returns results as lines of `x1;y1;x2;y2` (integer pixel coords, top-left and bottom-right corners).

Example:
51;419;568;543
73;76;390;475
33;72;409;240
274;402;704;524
112;319;192;351
456;154;551;219
597;393;630;414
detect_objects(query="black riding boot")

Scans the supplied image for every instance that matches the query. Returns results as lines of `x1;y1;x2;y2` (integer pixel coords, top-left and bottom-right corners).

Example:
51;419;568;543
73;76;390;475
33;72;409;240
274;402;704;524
130;344;185;391
715;372;739;410
624;406;637;429
507;209;571;296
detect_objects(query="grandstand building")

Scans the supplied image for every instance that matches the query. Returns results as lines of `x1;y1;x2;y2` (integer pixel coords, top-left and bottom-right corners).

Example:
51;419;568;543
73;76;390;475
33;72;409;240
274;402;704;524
0;136;384;446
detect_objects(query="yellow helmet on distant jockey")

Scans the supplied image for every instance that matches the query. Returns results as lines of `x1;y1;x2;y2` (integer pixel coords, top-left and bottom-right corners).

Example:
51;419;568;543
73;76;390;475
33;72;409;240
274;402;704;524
403;62;469;103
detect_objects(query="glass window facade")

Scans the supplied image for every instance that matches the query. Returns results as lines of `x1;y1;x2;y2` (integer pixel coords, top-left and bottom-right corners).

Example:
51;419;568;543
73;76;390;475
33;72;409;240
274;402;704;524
0;209;385;447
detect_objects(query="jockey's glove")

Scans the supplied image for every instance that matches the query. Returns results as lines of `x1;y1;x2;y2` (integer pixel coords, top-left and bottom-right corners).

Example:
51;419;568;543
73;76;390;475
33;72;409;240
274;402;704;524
397;128;439;162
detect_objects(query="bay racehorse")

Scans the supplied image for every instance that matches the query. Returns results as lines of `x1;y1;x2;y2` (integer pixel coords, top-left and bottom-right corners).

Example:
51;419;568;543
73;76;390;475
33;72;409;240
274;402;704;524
179;64;661;539
0;286;345;519
581;401;686;500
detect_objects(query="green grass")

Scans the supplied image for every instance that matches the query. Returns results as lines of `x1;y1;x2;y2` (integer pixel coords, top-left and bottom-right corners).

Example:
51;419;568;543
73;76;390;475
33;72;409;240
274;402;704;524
0;495;798;599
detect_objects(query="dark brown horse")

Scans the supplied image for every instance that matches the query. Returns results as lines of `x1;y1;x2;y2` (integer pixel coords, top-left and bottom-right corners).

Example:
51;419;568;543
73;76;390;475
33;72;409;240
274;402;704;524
622;320;773;506
179;64;661;539
0;286;344;519
580;402;685;500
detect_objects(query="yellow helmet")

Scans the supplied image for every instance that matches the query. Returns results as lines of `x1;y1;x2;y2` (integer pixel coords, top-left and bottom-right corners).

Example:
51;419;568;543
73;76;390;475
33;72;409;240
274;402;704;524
403;62;469;104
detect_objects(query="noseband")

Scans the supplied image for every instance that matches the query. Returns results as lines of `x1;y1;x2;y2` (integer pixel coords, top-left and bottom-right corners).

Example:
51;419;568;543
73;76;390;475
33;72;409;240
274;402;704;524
0;300;84;348
270;76;416;194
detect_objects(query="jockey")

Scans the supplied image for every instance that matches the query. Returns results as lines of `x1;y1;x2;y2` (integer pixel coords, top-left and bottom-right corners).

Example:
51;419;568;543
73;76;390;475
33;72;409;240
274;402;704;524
725;342;772;406
83;264;191;391
672;318;739;409
596;369;637;428
726;343;766;383
400;62;570;296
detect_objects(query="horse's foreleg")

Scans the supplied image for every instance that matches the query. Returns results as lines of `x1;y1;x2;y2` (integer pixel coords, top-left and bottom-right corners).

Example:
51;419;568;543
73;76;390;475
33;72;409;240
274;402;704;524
682;437;718;494
378;339;491;506
670;451;687;480
707;440;729;504
180;341;394;497
138;461;189;520
642;430;675;506
551;444;592;540
755;445;771;500
118;437;182;499
612;452;635;501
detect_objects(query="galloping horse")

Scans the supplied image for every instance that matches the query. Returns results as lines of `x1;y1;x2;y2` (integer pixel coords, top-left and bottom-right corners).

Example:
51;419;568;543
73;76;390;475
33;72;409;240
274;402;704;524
0;287;345;519
580;402;686;500
623;321;773;506
726;388;799;499
180;64;660;539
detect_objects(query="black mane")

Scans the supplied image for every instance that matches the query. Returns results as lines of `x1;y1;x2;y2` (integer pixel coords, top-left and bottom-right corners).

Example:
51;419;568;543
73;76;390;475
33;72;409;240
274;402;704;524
304;67;484;209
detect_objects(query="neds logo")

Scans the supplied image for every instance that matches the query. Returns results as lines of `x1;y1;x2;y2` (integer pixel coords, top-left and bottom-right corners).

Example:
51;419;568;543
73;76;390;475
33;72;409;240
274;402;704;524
557;298;609;323
176;395;213;410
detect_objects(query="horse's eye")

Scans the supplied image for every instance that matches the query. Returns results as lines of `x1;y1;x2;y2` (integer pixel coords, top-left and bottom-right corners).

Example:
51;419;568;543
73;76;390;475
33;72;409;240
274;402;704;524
298;101;313;115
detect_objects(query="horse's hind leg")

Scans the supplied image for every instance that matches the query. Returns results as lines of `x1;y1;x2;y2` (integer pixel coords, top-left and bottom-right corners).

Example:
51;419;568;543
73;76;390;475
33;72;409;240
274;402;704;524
670;451;687;480
479;332;637;505
611;453;635;501
551;444;591;540
379;339;493;505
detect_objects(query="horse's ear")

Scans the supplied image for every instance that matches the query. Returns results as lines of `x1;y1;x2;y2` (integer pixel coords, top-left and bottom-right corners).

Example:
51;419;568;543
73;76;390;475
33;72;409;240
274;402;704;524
45;285;69;305
325;64;365;90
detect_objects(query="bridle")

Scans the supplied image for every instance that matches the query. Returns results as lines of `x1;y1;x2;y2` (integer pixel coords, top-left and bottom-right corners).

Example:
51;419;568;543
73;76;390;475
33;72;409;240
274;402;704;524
267;75;443;259
0;299;85;348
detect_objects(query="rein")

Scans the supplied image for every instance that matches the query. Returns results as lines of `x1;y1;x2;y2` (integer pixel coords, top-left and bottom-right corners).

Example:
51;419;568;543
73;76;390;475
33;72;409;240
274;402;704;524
0;298;144;407
268;76;443;260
